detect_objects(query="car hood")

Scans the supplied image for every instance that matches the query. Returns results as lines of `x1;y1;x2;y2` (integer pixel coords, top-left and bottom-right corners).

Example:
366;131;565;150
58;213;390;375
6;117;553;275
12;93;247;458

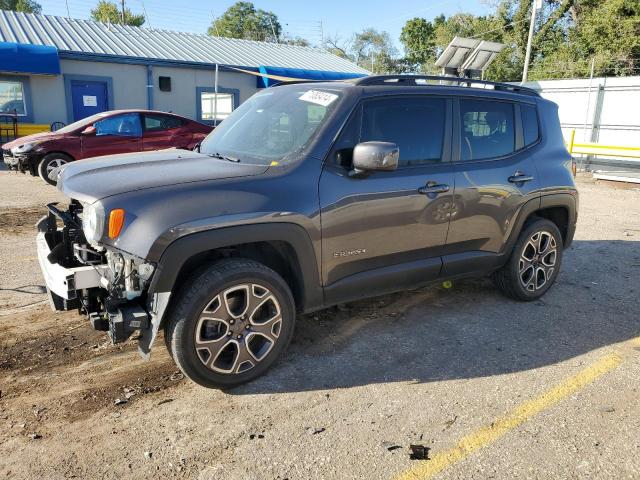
2;131;62;149
57;149;269;203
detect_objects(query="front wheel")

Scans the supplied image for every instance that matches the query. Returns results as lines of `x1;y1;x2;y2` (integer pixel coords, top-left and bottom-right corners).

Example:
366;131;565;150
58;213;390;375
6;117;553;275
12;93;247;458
164;259;296;389
492;218;563;301
38;153;71;185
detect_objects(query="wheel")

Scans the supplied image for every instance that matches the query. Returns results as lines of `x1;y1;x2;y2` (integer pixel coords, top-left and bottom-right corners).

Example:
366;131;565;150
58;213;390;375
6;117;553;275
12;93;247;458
38;153;71;185
492;217;563;301
164;258;296;389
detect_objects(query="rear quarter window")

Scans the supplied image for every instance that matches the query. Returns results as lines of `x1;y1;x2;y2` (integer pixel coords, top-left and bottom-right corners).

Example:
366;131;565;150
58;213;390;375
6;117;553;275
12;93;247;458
521;104;540;146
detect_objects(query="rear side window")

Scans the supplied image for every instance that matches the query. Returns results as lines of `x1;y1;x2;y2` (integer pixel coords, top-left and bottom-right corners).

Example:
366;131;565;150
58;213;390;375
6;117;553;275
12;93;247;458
521;104;539;146
460;99;515;161
360;97;446;166
144;114;184;132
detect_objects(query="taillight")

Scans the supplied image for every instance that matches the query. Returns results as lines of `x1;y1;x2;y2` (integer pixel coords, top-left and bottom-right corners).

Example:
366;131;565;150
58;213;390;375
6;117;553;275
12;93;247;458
108;209;125;239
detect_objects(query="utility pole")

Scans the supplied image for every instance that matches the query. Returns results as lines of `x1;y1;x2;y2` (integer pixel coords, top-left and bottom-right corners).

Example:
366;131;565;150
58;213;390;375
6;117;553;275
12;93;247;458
521;0;541;83
268;17;278;43
120;0;126;25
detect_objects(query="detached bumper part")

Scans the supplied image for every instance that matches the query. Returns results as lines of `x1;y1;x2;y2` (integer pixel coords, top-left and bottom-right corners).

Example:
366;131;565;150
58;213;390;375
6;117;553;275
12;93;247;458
108;305;150;344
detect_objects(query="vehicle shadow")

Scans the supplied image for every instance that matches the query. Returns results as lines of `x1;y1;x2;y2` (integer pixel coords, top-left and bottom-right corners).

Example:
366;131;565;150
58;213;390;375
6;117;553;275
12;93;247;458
234;239;640;394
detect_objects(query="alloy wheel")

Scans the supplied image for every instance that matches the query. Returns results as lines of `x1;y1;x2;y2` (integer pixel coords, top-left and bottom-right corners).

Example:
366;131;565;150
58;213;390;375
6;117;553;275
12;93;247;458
519;230;557;292
194;283;282;374
46;158;67;177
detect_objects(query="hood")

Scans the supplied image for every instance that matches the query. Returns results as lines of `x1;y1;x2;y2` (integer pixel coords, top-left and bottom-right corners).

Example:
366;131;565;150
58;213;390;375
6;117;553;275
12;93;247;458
2;131;62;149
57;149;269;203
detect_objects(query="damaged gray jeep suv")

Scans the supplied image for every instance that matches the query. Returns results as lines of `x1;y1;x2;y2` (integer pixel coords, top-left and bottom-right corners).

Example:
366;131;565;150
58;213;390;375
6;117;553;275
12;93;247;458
36;76;578;388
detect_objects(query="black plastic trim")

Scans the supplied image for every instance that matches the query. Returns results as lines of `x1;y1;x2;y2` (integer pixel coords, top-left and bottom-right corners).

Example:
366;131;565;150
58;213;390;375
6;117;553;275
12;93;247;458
147;223;323;312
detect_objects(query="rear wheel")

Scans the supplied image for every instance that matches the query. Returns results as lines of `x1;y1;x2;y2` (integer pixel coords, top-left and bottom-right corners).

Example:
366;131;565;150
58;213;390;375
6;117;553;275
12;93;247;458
38;153;71;185
164;258;296;389
492;218;563;301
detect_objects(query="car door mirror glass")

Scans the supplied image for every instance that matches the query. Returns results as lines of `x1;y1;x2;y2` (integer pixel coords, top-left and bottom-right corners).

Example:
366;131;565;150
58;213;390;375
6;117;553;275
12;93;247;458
81;125;96;135
351;141;399;175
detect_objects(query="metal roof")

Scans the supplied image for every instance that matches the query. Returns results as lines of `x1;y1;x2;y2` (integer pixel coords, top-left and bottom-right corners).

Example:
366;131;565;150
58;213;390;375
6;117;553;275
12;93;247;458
0;10;369;74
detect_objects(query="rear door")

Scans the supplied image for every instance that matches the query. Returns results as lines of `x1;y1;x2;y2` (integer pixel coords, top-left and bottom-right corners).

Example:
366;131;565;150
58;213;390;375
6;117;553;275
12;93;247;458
81;112;142;158
319;95;454;289
142;113;192;151
444;97;540;273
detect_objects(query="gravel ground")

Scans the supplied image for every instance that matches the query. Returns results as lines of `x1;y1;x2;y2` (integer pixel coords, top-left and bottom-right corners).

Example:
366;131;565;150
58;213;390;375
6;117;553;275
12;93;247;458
0;171;639;479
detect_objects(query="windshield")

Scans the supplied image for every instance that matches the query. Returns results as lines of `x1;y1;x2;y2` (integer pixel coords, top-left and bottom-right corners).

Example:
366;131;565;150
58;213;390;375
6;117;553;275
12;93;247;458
200;86;343;165
55;112;112;134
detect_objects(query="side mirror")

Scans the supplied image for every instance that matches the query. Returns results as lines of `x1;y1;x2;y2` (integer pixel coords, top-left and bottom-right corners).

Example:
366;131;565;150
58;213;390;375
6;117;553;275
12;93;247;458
351;141;399;176
81;125;96;135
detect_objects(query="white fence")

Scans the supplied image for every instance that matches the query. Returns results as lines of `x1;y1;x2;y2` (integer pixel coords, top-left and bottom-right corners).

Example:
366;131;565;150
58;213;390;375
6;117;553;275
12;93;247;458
523;76;640;171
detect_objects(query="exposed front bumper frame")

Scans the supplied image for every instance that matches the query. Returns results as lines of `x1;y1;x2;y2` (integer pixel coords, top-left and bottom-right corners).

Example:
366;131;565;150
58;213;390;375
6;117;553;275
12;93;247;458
36;231;108;309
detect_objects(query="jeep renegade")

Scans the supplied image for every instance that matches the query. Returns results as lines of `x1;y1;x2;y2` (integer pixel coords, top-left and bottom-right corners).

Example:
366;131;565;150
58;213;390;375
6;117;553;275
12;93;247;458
35;76;578;388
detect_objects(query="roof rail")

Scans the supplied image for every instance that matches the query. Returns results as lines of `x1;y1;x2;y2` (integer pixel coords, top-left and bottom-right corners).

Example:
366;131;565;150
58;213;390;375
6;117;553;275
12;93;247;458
353;75;540;97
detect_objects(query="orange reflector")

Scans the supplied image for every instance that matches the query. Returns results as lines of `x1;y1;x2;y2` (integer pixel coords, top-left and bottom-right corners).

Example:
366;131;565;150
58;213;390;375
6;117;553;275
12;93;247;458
571;160;577;177
108;209;125;239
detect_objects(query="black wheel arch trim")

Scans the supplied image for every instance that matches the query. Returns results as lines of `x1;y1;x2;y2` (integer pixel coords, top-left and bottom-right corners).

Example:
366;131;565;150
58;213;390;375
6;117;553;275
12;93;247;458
506;192;577;256
147;222;323;312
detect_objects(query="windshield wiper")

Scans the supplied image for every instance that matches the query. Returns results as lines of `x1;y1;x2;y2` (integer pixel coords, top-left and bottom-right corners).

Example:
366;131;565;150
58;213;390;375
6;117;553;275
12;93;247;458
208;152;240;163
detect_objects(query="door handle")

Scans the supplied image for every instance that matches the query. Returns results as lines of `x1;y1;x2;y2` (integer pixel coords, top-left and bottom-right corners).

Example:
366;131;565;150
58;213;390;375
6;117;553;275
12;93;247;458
508;172;534;183
418;182;450;195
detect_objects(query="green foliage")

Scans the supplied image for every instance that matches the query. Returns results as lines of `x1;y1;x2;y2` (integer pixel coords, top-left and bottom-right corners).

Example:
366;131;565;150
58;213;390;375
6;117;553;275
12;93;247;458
395;0;640;81
0;0;41;13
400;18;436;69
90;0;145;27
208;1;281;42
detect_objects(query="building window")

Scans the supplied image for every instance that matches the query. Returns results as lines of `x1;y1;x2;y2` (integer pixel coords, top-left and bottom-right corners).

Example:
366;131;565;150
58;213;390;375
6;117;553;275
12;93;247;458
0;80;26;116
158;76;171;92
200;92;234;121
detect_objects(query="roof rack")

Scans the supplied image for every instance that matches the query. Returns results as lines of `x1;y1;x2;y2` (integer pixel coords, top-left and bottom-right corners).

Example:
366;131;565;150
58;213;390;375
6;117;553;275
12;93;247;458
353;75;540;97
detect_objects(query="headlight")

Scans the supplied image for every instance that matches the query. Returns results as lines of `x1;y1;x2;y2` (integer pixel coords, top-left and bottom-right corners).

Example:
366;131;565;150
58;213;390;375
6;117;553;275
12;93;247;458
11;142;36;154
82;202;105;245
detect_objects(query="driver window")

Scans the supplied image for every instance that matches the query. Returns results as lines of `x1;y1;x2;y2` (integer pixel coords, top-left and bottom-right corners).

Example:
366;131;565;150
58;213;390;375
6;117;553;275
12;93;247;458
94;113;142;137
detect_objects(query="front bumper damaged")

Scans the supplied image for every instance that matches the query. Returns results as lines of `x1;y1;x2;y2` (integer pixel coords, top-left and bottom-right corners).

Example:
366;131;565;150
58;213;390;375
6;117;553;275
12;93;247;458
35;204;153;352
3;149;39;174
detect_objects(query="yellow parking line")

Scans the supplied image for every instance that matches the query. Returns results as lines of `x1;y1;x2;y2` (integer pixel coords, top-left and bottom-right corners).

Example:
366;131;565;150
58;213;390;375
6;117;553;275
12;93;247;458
394;352;623;480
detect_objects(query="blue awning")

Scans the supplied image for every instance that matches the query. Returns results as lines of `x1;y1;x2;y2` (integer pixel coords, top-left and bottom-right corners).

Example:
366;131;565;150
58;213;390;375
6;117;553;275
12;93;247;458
0;42;60;75
257;65;366;88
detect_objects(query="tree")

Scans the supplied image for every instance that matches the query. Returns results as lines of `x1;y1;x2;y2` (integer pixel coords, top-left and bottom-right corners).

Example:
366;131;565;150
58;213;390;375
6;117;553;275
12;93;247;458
281;35;310;47
324;33;351;59
90;0;145;27
0;0;41;13
208;2;281;42
352;28;399;73
400;18;436;69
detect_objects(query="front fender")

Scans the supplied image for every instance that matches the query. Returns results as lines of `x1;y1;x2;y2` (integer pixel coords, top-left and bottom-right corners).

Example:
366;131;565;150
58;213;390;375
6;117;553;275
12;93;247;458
139;222;323;357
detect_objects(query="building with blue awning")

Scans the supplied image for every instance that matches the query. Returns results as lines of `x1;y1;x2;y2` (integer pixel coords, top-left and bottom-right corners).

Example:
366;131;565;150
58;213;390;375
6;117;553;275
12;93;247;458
0;10;368;129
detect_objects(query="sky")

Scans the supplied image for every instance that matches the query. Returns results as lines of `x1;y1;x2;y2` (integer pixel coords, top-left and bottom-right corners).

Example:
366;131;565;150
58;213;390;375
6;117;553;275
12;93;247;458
37;0;493;51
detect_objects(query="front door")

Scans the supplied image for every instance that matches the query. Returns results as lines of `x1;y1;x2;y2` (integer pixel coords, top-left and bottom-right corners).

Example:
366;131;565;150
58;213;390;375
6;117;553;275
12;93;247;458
320;95;454;290
81;112;142;158
71;80;108;121
444;98;541;269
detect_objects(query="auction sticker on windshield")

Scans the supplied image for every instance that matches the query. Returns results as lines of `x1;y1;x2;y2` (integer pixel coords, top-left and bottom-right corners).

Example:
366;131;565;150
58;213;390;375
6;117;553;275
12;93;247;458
299;90;339;107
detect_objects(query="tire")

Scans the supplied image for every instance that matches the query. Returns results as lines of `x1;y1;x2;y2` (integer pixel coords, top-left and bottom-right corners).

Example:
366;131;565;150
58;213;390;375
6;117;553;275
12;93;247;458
164;258;296;389
492;217;563;301
38;153;72;186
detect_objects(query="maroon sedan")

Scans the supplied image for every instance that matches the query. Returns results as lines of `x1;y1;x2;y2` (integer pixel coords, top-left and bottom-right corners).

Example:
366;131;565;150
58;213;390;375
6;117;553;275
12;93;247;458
2;110;213;185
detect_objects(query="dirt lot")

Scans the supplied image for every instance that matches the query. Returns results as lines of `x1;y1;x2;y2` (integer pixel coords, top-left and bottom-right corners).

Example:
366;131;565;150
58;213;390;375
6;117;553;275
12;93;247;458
1;170;639;479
